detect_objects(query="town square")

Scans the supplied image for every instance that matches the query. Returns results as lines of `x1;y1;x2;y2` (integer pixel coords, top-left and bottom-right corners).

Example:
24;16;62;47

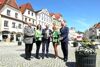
0;0;100;67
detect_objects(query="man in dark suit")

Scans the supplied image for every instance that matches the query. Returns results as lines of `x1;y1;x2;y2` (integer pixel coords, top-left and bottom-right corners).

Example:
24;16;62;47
60;21;69;62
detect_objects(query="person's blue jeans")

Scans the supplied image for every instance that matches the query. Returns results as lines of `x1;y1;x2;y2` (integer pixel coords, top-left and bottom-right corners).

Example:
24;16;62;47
42;39;50;58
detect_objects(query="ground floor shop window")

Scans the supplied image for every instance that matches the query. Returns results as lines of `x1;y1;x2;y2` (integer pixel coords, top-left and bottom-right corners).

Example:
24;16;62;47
2;35;8;41
16;34;21;41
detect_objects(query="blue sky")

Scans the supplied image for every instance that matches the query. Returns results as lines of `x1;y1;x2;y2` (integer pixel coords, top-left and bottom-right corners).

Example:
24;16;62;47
17;0;100;32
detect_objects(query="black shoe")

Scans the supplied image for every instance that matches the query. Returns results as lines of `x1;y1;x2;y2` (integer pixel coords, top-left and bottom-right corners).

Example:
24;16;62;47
24;57;31;60
64;58;67;62
45;54;49;58
36;56;40;59
42;56;44;59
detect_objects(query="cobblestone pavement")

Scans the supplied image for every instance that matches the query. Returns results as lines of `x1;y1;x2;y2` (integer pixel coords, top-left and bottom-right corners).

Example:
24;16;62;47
0;42;100;67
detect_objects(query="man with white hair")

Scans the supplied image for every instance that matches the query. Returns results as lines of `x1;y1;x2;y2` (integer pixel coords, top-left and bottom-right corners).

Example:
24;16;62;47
42;24;52;59
60;21;69;62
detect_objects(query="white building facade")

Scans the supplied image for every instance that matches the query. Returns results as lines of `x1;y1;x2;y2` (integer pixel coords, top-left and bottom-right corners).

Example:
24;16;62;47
36;9;52;29
0;0;23;42
69;27;83;41
19;3;36;27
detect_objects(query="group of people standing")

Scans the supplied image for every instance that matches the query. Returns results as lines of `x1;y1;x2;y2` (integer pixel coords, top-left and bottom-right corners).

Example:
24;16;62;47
23;22;69;62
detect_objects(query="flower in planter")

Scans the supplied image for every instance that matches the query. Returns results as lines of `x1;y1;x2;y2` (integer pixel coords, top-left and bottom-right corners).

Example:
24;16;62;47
81;38;96;48
76;46;96;56
75;38;97;67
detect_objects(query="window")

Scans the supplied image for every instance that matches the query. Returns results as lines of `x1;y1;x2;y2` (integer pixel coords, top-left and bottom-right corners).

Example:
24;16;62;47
28;11;30;14
29;18;31;21
41;14;44;20
32;12;33;16
15;13;18;18
97;36;100;39
18;24;21;29
42;14;44;20
7;10;11;16
25;18;27;22
33;19;34;24
44;15;45;21
40;14;42;19
12;22;16;28
4;20;8;27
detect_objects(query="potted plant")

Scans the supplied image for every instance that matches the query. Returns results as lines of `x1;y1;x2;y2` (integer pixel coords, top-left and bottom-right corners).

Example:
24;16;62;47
73;39;78;47
75;39;96;67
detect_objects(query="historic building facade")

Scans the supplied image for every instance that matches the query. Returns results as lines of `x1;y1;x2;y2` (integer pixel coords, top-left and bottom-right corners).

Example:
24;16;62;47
36;9;52;29
0;0;24;42
19;3;36;27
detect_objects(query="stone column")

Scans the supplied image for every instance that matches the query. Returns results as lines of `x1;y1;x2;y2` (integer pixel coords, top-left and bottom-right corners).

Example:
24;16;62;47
0;32;2;41
6;33;10;42
14;34;16;42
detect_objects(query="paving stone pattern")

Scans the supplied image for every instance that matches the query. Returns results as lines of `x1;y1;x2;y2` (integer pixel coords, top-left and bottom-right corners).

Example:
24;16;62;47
0;42;99;67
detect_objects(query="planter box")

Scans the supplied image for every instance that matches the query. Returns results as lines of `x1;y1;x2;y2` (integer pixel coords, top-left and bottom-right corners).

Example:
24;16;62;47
75;52;96;67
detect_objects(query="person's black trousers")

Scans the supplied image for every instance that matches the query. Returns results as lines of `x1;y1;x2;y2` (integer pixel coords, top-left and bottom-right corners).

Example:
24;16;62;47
36;41;41;57
61;41;68;60
25;44;33;58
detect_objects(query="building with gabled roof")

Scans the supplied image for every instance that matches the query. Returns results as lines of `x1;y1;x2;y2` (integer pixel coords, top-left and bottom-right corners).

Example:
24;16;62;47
36;9;52;29
19;3;36;26
50;13;65;30
84;22;100;45
0;0;24;42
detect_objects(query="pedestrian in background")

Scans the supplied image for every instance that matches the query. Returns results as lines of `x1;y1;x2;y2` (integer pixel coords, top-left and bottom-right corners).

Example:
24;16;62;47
24;22;34;60
35;24;42;59
52;25;59;58
60;22;69;62
42;25;52;59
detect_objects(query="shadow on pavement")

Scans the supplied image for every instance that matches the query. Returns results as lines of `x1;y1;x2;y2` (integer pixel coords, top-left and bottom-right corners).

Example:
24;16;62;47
58;56;63;60
39;53;55;58
20;54;26;58
66;62;76;67
20;53;55;59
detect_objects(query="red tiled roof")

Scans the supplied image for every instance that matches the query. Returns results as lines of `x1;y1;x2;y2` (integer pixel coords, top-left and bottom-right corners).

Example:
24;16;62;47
95;23;100;28
0;0;6;4
6;0;19;9
54;13;62;19
0;0;7;9
0;0;19;10
49;13;54;16
50;13;62;20
19;3;34;14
